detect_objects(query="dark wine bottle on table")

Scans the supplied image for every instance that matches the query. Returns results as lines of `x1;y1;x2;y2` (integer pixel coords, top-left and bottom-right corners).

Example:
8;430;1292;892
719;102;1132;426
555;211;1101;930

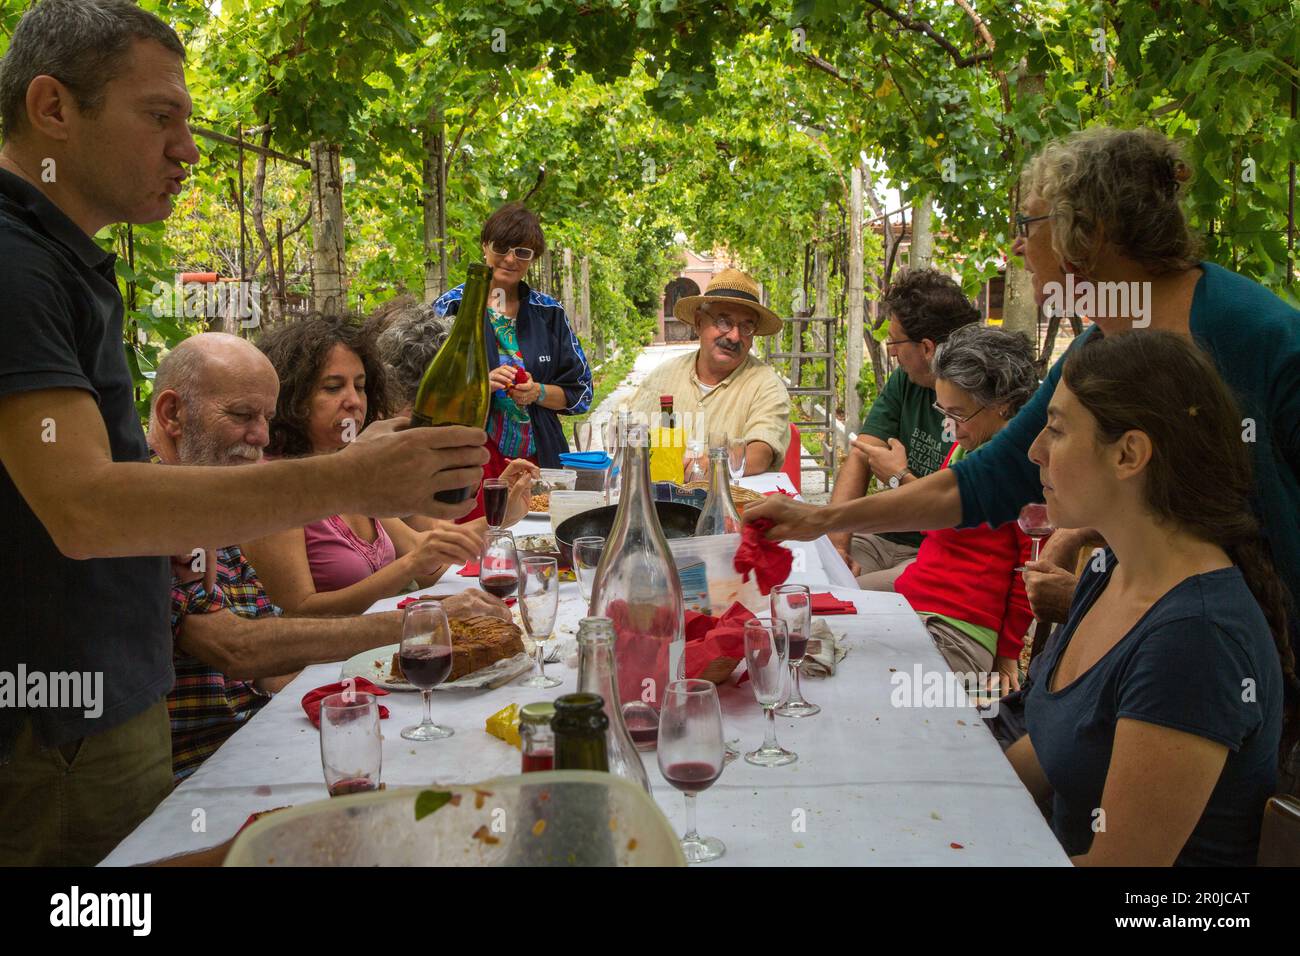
409;262;492;503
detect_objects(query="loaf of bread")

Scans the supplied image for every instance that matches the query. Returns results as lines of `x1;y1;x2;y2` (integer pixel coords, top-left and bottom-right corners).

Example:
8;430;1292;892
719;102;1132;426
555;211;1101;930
391;615;525;683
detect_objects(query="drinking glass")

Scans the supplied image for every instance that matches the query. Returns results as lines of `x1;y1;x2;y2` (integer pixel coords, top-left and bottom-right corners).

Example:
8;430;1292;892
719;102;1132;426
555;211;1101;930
573;420;593;452
1017;501;1054;564
399;600;455;740
479;529;520;600
518;556;561;688
771;584;820;718
573;535;605;604
320;690;382;795
727;437;747;482
658;679;726;863
482;477;508;531
743;618;797;766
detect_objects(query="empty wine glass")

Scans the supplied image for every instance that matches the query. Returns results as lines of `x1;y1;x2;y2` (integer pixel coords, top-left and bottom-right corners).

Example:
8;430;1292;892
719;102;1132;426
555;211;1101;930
399;600;454;741
573;420;593;452
518;556;561;688
1017;501;1054;564
743;617;797;766
658;679;726;863
320;691;382;795
479;529;520;600
727;437;747;481
772;584;820;718
573;535;605;604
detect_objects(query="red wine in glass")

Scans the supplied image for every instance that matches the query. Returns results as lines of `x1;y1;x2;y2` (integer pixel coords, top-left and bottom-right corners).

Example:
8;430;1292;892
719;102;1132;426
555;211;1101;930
483;482;509;528
663;761;722;794
521;749;554;773
328;776;378;797
480;573;519;599
788;635;808;661
1017;502;1053;562
624;704;659;749
399;644;453;689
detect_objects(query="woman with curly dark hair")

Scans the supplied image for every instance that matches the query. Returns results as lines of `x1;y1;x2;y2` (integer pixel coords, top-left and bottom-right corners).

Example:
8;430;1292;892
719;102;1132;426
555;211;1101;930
242;315;485;615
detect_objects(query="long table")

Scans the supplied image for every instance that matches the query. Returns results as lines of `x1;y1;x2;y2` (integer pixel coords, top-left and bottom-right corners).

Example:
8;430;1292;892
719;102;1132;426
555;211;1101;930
103;477;1068;866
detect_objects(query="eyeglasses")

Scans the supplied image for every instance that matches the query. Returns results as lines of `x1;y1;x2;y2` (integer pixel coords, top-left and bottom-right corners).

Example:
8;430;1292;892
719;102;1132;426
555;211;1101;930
884;336;915;348
1014;213;1052;239
932;400;987;424
488;241;536;261
708;313;758;337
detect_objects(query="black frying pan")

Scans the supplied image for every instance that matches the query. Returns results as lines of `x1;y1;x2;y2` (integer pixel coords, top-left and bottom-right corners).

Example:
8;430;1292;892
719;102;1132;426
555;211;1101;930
555;501;701;568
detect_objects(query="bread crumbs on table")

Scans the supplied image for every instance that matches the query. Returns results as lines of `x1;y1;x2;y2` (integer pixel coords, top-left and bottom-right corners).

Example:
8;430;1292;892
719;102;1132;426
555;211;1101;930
930;811;941;820
950;842;964;849
956;719;966;726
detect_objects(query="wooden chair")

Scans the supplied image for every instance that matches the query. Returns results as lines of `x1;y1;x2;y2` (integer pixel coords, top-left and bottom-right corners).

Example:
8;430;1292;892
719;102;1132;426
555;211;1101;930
1257;794;1300;866
779;422;802;495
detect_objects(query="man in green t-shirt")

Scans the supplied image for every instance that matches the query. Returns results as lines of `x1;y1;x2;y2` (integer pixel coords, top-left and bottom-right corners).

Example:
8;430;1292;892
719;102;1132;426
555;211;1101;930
829;269;980;588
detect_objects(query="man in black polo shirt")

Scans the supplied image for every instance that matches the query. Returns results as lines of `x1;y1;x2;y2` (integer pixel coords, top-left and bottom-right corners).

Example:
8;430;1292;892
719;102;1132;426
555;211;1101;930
0;0;488;865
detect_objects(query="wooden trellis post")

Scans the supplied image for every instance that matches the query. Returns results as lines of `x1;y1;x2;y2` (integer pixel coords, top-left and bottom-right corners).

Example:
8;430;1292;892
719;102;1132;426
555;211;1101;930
310;141;346;314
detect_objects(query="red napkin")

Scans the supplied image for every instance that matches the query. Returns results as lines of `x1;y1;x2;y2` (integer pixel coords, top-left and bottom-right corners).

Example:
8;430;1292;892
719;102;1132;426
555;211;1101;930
301;677;391;728
457;561;480;577
397;594;438;609
683;602;755;678
810;592;857;615
735;517;793;596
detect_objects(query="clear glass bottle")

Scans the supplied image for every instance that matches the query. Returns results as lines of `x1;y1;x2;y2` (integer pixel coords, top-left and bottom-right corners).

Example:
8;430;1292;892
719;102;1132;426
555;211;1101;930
576;617;651;792
695;445;742;535
588;423;686;737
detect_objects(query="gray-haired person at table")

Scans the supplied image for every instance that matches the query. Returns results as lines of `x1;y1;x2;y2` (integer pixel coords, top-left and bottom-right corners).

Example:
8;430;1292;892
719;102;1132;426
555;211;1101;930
744;126;1300;773
148;333;509;782
1014;332;1290;865
0;0;487;866
827;268;979;590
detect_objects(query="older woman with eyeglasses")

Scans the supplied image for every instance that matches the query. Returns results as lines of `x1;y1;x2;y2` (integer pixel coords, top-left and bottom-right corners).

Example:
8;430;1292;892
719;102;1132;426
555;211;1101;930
432;202;593;469
745;126;1300;710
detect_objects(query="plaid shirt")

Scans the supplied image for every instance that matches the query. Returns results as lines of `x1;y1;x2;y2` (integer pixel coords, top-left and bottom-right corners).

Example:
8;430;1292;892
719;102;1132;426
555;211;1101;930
169;545;280;782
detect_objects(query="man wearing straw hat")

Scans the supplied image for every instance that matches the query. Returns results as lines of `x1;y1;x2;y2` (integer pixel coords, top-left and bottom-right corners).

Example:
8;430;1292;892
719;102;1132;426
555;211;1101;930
625;268;790;475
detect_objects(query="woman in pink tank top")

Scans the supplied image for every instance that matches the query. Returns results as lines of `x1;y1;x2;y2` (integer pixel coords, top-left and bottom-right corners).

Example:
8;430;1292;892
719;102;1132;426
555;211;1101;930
242;316;486;615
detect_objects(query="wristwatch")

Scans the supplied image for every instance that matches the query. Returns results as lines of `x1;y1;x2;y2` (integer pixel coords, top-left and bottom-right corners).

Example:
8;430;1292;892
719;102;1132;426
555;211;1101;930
887;468;913;490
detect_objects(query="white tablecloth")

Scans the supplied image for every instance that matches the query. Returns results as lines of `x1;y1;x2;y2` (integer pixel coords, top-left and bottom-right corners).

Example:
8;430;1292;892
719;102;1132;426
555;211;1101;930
102;483;1067;867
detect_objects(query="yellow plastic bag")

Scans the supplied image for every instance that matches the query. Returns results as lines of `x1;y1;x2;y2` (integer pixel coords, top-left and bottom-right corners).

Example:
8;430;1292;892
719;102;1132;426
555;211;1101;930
485;703;521;749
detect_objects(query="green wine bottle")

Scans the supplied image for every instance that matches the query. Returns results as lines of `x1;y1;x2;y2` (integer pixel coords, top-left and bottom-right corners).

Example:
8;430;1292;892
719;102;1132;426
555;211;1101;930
409;262;492;504
551;693;610;772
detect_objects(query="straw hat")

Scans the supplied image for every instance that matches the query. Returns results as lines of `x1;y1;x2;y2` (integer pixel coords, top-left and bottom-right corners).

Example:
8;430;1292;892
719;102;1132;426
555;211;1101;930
674;268;783;336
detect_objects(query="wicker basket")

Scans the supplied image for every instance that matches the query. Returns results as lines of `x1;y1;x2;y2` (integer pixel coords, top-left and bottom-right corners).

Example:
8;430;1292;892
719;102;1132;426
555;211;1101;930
696;656;741;684
680;481;764;512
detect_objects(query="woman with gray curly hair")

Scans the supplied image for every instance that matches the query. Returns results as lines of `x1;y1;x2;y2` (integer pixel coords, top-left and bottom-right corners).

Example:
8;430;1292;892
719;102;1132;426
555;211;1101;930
747;125;1300;707
889;323;1041;691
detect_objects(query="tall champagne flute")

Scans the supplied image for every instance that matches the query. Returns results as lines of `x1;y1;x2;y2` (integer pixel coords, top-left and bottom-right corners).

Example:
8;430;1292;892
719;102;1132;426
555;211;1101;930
482;477;508;531
518;556;561;688
658;679;726;863
320;691;382;795
479;529;520;600
727;436;747;482
1017;501;1054;563
399;600;455;740
771;584;820;717
743;618;797;766
573;420;593;452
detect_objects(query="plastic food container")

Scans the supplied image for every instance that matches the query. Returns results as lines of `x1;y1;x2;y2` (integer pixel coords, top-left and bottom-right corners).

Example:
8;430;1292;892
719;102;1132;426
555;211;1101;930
667;533;766;616
537;469;578;492
225;772;685;866
549;490;607;534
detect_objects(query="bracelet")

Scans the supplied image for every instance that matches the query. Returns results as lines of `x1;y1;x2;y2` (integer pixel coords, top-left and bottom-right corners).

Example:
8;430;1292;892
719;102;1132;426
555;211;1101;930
537;382;545;404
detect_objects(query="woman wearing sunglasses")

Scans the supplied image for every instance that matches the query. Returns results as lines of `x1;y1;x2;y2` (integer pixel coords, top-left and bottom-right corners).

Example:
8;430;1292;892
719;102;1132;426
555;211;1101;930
432;202;593;470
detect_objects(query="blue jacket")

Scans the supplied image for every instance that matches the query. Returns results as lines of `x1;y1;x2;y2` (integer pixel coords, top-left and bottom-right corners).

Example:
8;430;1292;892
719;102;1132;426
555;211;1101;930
432;279;592;468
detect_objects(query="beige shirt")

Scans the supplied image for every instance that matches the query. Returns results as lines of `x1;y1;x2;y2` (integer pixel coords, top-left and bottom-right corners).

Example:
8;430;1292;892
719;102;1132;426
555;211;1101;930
622;350;791;468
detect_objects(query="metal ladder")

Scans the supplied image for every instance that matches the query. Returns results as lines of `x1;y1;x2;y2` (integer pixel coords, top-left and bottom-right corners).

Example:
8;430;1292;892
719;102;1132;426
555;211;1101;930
763;312;838;484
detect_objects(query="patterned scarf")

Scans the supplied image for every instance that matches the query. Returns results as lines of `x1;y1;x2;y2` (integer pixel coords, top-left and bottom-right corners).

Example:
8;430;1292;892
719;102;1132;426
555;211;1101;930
487;306;535;459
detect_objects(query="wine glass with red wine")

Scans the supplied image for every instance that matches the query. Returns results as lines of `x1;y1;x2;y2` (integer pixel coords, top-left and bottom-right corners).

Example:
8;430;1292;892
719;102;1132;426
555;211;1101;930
319;691;382;796
398;600;455;741
657;679;726;863
482;478;509;531
1017;501;1054;563
479;529;520;600
771;584;820;718
517;556;561;688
